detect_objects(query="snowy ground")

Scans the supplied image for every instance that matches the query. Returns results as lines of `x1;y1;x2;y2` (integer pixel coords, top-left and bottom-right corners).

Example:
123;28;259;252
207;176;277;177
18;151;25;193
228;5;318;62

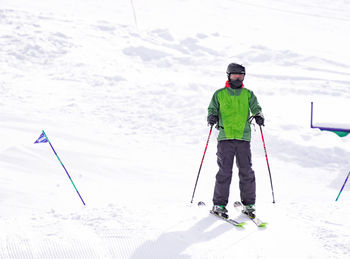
1;0;350;258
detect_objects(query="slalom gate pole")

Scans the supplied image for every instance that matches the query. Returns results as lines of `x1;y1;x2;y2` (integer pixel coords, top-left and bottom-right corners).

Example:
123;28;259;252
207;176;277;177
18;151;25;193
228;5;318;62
130;0;138;28
42;131;86;206
190;125;213;204
335;171;350;201
259;126;276;203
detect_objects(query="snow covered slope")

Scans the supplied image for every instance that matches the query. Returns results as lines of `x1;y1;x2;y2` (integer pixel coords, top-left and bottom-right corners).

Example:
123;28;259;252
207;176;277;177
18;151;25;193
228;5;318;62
1;0;350;258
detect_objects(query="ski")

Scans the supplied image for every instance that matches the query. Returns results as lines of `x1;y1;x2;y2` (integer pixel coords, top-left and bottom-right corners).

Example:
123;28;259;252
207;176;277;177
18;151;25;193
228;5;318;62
245;214;267;228
233;201;267;228
209;210;246;228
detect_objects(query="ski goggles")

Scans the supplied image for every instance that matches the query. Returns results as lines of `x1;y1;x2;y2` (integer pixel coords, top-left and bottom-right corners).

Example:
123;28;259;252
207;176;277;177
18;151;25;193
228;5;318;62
229;74;245;80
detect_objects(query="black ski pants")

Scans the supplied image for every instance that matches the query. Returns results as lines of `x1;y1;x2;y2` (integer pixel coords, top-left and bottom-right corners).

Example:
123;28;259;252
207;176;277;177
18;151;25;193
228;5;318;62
213;139;256;206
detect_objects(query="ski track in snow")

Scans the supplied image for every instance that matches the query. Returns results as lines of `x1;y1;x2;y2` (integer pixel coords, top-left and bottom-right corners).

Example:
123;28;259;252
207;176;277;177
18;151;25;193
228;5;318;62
1;0;350;258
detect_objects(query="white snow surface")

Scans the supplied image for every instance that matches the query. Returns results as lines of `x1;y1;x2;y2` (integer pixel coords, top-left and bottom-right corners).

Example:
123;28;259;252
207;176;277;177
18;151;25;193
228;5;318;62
1;0;350;258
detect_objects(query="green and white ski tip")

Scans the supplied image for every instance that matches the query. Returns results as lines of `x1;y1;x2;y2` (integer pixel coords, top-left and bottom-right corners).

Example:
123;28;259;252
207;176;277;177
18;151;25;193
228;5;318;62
257;222;268;228
236;222;247;228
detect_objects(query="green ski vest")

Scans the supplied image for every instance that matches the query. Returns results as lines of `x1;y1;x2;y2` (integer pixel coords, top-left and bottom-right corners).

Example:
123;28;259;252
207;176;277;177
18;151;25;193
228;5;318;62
208;87;262;141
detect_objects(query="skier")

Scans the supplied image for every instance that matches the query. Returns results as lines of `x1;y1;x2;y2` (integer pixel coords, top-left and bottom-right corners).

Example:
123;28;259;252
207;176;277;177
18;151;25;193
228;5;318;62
207;63;264;218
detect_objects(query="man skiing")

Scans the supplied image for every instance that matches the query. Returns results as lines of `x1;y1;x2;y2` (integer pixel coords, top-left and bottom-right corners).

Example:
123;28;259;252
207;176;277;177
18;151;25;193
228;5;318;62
207;63;264;219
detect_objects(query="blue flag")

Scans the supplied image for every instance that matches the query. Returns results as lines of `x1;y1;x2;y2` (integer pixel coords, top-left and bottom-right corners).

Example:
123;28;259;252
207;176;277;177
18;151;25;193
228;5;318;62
34;132;48;144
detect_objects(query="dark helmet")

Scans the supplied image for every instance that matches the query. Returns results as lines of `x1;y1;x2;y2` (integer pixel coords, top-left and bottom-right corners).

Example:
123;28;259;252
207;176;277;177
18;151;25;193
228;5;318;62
226;63;245;76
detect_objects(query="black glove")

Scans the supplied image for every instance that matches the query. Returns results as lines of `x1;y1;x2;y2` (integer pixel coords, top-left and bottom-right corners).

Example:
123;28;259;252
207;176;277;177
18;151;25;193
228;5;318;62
207;114;219;126
255;115;265;126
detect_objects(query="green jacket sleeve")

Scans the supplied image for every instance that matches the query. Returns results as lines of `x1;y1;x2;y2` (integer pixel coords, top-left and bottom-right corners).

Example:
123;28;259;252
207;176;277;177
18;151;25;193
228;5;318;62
249;90;262;116
208;91;219;117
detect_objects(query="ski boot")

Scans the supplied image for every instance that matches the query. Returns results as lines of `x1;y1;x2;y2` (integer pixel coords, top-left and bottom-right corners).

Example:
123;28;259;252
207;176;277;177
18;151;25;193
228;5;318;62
211;205;229;218
242;204;256;219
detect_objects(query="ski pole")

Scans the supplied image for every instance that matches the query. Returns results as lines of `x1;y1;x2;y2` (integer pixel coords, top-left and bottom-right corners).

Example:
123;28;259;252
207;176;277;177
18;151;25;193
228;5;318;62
191;125;213;204
335;171;350;201
259;126;276;203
